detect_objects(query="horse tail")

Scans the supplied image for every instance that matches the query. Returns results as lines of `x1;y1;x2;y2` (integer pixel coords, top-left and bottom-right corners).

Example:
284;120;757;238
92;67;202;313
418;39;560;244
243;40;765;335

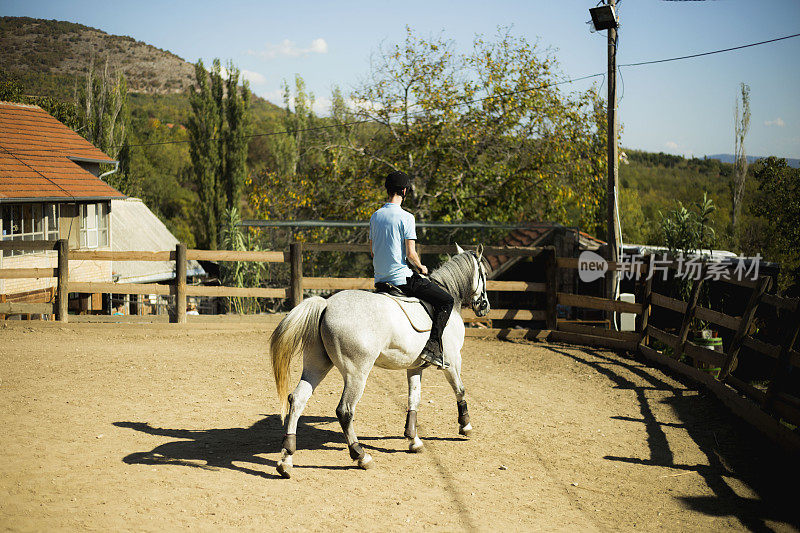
270;296;328;421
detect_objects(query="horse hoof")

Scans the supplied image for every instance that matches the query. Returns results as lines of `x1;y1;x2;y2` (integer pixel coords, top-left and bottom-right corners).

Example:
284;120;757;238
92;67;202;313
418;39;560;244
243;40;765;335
459;423;473;437
277;461;292;479
358;453;374;470
409;437;424;453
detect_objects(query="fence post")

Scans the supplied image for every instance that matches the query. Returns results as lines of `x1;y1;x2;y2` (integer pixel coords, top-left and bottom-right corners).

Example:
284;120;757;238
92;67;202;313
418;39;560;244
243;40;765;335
676;266;705;360
56;238;69;323
290;242;303;308
544;246;557;330
636;255;653;346
719;275;770;380
174;243;187;323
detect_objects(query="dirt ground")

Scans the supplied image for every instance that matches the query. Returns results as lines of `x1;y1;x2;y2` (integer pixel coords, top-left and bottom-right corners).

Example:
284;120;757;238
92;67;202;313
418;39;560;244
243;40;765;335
1;317;798;532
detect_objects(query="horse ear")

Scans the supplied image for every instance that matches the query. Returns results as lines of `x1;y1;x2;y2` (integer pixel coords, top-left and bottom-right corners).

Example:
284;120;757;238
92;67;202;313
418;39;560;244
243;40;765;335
476;244;484;258
455;243;465;254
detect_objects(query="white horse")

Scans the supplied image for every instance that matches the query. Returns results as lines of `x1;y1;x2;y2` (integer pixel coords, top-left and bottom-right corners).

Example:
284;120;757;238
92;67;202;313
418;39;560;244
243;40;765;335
269;244;490;478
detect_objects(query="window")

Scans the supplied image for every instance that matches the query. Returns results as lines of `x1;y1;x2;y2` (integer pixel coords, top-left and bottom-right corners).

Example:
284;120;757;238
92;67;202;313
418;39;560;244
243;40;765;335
46;204;59;241
79;202;109;249
1;203;59;257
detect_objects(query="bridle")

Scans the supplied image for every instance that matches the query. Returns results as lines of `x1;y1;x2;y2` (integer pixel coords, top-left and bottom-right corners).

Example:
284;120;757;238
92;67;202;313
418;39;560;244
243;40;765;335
469;250;490;317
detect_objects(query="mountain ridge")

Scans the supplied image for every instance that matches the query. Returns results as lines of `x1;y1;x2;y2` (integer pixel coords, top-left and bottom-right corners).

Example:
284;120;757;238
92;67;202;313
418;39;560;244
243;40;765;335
704;153;799;169
0;16;196;97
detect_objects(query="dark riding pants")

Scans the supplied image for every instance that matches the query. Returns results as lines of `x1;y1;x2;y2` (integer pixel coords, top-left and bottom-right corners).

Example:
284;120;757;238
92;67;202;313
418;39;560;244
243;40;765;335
399;273;454;352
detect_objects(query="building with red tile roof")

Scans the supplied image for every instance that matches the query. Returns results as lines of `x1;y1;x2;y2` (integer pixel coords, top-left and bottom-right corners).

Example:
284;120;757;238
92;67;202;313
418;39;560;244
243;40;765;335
0;101;124;201
1;101;124;312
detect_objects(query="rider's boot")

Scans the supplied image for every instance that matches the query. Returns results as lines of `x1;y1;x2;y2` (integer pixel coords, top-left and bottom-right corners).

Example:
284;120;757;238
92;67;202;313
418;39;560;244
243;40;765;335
420;337;449;369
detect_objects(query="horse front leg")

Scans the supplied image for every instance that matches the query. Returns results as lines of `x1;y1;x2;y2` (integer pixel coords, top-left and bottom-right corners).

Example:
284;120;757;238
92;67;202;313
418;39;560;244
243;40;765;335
405;368;424;453
444;360;472;437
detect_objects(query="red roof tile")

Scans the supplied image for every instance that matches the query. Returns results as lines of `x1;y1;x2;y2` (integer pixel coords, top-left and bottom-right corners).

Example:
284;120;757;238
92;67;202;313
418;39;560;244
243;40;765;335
0;102;124;201
486;225;553;272
485;224;606;279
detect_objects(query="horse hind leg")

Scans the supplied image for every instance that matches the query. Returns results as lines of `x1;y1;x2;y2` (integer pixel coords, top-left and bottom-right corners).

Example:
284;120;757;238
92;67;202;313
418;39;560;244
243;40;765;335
405;368;424;453
335;374;373;469
277;345;332;479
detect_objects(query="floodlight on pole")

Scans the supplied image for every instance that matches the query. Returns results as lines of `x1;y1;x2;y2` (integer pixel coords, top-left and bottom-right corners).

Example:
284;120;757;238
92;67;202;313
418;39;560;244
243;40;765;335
590;0;621;328
589;4;618;32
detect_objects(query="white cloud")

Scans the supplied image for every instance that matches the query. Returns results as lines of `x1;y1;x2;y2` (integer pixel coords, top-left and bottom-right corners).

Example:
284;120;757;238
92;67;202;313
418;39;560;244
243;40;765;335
665;141;679;150
247;38;329;59
241;69;267;86
348;98;383;113
765;117;786;127
309;38;328;55
312;96;332;116
261;88;284;107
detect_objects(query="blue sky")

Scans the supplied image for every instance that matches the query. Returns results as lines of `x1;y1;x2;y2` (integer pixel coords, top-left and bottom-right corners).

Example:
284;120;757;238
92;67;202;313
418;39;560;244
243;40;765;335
3;0;799;159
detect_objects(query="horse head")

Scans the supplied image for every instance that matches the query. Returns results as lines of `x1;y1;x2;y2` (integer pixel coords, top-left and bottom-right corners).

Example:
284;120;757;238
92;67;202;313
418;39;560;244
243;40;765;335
455;243;490;317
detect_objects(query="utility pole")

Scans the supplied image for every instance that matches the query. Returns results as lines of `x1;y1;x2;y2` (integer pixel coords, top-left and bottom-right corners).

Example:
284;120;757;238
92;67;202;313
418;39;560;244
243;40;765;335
606;0;620;306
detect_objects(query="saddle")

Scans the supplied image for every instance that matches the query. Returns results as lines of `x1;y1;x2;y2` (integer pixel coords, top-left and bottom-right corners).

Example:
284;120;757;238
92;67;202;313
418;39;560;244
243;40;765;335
375;282;434;332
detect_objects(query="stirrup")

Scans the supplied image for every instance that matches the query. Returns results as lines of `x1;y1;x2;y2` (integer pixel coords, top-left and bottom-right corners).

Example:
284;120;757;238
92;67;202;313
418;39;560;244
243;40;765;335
420;345;449;369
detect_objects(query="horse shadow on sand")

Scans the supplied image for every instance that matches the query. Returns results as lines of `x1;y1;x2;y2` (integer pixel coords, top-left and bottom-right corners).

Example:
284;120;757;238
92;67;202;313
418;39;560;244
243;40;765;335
115;415;463;479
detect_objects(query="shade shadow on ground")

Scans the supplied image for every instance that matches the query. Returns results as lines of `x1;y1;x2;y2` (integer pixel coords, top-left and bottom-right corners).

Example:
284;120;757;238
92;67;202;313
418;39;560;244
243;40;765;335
546;344;800;532
114;415;464;477
115;415;351;478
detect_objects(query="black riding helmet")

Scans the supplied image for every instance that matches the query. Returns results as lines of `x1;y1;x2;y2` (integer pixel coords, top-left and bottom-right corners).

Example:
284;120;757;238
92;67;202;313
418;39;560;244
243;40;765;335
385;171;411;197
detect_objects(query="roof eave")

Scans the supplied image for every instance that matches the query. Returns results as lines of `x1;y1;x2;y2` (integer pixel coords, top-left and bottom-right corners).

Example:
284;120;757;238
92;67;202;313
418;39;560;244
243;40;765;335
0;195;126;203
67;156;118;165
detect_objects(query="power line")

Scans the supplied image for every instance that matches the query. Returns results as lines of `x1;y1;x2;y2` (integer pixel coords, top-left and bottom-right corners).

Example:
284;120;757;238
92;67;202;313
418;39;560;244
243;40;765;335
619;32;800;67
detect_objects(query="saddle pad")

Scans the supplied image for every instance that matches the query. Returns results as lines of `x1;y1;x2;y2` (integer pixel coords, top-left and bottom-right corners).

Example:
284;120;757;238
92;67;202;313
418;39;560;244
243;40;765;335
378;293;433;332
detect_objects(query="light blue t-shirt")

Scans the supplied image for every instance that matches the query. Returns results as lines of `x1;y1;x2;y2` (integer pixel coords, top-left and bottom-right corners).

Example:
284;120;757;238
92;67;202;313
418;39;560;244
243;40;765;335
369;203;417;286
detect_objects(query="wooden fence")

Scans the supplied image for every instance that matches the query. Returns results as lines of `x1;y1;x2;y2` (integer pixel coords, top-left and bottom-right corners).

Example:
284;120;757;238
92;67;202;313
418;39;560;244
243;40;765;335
634;258;800;452
1;240;798;450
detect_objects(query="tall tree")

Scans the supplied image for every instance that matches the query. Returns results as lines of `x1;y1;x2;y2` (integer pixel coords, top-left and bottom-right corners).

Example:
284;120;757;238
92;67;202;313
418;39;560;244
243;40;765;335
75;58;132;194
746;157;800;290
349;27;607;234
187;59;251;249
187;59;224;249
75;58;128;158
222;62;251;211
732;82;751;237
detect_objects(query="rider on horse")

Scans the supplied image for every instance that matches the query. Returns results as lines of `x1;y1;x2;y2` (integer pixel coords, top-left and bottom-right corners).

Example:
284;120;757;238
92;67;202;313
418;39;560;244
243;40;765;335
368;171;454;369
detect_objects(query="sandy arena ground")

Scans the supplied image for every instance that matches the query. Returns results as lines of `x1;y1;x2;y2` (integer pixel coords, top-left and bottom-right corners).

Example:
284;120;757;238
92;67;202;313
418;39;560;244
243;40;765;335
1;317;798;532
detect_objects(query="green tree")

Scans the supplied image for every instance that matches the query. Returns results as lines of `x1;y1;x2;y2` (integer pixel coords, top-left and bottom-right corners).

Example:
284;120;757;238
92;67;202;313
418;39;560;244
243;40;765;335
220;207;266;314
0;74;80;130
619;187;647;244
223;64;251;210
746;157;800;290
187;59;251;249
731;83;751;238
345;27;607;235
659;193;716;257
74;58;132;194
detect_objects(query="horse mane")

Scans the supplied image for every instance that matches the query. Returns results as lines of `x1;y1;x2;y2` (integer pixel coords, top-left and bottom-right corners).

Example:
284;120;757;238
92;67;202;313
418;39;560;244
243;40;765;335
429;252;476;303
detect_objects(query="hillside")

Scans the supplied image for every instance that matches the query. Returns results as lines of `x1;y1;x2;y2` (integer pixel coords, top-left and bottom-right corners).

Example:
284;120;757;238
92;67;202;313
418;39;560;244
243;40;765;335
0;16;195;98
